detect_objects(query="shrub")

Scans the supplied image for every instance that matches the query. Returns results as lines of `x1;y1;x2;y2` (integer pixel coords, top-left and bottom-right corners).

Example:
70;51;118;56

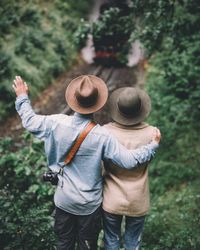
142;182;200;250
74;6;133;65
0;135;56;249
0;0;93;122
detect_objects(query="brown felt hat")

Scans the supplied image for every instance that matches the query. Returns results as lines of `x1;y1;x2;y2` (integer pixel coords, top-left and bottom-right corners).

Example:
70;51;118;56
65;75;108;114
108;87;151;125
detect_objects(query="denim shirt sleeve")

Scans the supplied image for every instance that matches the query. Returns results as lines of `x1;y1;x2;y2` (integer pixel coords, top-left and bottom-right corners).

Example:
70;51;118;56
15;94;53;140
103;134;159;169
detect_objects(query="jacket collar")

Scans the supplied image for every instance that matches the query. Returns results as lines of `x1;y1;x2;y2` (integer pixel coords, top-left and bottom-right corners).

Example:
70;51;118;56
73;112;93;126
111;122;149;130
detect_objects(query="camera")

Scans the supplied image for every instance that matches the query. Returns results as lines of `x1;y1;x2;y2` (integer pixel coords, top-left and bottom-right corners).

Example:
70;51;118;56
42;170;59;185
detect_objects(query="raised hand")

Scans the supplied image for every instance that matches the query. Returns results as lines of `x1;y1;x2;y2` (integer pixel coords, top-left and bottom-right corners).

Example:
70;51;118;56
12;76;28;97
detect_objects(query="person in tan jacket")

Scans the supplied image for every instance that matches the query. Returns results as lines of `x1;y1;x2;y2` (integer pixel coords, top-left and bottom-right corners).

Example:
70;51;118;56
103;87;158;250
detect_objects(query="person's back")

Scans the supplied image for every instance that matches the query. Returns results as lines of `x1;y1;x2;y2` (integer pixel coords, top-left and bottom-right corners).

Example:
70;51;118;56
103;87;157;250
103;122;154;216
43;112;106;214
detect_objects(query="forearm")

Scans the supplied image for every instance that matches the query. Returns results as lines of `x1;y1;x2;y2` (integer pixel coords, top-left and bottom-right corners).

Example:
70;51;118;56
15;94;50;138
105;136;159;169
127;141;158;167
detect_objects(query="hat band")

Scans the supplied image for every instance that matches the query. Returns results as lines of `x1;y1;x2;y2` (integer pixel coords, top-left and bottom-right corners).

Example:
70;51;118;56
77;99;96;107
117;102;142;118
76;92;99;108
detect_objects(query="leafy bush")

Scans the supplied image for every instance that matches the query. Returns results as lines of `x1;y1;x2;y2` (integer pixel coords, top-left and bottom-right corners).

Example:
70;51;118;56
0;135;56;249
0;0;93;122
142;182;200;250
75;6;133;65
74;19;91;49
91;7;132;43
129;0;200;249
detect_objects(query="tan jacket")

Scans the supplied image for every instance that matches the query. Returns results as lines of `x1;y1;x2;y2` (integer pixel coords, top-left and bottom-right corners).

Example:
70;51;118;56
103;122;156;216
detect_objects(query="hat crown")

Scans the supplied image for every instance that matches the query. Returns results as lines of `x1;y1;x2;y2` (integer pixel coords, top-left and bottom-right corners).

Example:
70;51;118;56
75;76;98;107
118;88;142;117
108;87;151;126
65;74;108;114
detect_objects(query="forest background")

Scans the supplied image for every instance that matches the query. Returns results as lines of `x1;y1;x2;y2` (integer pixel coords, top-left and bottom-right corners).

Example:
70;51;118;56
0;0;199;249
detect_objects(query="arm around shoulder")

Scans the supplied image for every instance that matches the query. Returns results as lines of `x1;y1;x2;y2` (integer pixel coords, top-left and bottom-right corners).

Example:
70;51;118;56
103;128;160;169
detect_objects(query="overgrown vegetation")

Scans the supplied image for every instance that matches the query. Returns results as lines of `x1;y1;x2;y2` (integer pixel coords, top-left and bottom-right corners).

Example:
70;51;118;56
0;135;57;249
130;0;200;249
0;0;93;122
74;4;133;65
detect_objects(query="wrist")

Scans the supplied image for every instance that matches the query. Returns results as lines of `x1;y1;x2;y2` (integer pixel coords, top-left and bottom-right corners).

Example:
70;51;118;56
16;91;28;97
16;93;28;99
150;141;159;149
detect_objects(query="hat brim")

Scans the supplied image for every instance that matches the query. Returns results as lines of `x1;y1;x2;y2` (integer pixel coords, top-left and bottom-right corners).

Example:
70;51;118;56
65;75;108;114
108;87;151;125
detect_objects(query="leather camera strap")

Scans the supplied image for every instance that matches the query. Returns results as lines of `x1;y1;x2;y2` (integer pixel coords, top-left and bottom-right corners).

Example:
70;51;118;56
64;121;96;165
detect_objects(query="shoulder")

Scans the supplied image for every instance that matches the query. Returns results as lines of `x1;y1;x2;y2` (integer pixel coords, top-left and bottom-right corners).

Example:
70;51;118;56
48;114;73;126
90;124;115;144
103;122;117;131
93;124;111;137
143;123;157;133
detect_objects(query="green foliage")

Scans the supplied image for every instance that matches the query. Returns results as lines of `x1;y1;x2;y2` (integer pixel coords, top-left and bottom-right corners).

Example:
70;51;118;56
142;182;200;250
0;0;93;122
74;19;91;49
130;0;174;55
91;7;133;43
74;6;133;65
128;0;200;249
0;135;56;249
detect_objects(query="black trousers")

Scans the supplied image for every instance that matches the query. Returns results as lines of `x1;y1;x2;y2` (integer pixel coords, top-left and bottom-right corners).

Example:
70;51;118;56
54;206;102;250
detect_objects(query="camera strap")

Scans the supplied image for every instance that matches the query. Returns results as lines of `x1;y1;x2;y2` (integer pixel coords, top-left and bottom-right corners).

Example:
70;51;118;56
58;121;96;187
64;121;96;165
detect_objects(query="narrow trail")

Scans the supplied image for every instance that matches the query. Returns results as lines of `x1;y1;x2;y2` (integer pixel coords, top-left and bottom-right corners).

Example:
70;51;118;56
0;60;144;141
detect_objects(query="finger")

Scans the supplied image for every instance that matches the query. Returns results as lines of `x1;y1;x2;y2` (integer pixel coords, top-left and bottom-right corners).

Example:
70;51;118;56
12;84;17;90
24;82;28;91
16;76;21;80
15;76;20;86
14;79;19;87
153;127;158;136
16;76;23;86
18;76;23;85
18;76;23;84
157;128;161;138
153;127;161;143
155;127;160;134
156;129;161;142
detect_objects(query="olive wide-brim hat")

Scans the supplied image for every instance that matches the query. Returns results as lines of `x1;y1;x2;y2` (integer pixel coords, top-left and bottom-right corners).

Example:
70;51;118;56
108;87;151;125
65;75;108;114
